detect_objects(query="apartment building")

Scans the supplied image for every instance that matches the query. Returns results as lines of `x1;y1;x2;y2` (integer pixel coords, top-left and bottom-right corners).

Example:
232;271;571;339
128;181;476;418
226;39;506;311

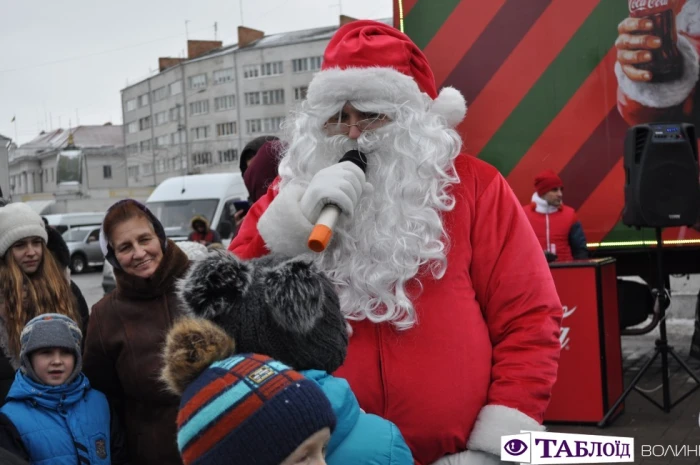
8;125;126;197
120;16;390;187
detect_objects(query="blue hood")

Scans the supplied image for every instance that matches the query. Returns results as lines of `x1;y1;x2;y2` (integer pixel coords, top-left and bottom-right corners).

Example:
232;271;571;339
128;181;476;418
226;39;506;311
302;369;359;455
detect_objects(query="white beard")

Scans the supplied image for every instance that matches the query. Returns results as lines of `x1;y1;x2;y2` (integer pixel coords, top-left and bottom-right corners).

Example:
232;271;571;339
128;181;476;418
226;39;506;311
278;113;461;330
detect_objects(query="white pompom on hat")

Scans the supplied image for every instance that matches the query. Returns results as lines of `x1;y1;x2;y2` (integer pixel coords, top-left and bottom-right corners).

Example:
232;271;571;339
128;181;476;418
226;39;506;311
0;203;48;258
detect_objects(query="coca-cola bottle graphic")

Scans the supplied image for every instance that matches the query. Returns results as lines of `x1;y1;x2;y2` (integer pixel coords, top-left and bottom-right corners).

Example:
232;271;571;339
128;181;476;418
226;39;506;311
628;0;683;83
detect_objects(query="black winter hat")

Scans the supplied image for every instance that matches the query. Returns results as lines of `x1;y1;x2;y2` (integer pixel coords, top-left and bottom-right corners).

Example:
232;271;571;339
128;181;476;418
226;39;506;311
176;251;348;374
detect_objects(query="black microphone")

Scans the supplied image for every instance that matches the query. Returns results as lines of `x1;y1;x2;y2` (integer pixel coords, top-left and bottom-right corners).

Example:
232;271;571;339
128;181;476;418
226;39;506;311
307;150;367;252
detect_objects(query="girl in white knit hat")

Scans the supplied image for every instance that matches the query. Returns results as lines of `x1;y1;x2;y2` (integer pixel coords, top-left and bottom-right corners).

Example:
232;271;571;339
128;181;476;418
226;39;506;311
0;203;86;406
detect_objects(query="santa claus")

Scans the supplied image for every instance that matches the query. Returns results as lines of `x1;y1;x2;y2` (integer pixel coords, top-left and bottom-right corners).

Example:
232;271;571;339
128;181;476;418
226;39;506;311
229;20;562;465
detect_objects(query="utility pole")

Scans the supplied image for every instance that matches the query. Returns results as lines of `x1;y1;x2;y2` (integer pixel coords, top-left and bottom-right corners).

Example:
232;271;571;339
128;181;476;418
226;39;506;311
214;22;218;41
176;103;185;176
239;0;244;25
147;77;156;186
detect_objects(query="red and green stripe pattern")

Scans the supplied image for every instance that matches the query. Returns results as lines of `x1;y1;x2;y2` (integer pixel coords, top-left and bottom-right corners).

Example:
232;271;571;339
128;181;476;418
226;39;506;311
397;0;699;246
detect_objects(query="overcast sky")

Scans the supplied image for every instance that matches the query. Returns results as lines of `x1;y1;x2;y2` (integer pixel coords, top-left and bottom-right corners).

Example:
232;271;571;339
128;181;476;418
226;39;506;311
0;0;393;145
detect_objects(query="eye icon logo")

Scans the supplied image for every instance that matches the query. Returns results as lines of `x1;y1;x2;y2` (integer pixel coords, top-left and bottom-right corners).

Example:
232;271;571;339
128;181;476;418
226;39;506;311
504;439;528;456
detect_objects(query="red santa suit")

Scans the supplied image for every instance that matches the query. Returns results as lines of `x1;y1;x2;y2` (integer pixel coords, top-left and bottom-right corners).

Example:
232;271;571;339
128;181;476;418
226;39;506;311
230;20;563;465
616;0;700;126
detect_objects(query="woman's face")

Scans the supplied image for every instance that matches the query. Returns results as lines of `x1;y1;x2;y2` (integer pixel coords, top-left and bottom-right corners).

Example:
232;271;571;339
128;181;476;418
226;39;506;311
10;236;44;275
110;216;163;279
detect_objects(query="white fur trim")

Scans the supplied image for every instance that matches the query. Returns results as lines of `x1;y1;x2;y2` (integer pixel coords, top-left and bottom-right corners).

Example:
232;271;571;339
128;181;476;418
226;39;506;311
467;405;545;456
431;86;467;127
615;34;699;108
258;183;316;257
678;0;700;37
307;67;427;110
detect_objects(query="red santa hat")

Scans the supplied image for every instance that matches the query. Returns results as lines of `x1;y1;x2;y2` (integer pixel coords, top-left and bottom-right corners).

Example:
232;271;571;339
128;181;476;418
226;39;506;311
534;169;563;196
306;20;467;127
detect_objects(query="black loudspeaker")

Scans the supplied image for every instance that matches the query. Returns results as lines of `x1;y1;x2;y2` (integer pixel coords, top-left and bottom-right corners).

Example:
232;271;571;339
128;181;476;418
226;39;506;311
623;123;700;228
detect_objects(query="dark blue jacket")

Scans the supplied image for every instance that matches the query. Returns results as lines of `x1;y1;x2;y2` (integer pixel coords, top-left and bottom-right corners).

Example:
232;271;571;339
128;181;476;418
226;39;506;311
0;372;110;465
302;370;413;465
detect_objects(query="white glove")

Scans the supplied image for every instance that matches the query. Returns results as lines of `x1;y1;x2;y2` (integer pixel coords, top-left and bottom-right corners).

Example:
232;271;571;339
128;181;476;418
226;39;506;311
299;162;367;224
430;450;505;465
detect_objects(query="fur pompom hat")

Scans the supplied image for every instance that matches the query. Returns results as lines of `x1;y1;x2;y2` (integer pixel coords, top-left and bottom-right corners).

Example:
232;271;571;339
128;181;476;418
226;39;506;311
176;251;348;374
161;319;336;465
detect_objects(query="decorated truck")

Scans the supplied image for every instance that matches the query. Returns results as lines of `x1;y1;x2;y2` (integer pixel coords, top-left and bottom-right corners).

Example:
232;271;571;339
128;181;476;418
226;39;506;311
391;0;700;277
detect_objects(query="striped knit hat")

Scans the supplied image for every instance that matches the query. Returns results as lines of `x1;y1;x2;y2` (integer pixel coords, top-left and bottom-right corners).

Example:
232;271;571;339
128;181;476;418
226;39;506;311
176;353;336;465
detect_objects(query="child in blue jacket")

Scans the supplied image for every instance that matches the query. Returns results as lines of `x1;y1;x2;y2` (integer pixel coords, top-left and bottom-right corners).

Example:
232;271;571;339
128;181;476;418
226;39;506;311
0;314;122;465
164;251;414;465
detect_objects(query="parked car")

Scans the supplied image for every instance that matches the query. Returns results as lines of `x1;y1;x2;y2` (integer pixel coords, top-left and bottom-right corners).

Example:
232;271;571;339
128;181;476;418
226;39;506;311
44;212;105;234
62;226;105;274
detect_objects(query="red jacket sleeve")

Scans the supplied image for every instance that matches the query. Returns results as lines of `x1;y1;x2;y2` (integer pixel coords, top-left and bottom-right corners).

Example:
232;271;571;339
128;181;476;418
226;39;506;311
228;178;280;259
469;169;563;423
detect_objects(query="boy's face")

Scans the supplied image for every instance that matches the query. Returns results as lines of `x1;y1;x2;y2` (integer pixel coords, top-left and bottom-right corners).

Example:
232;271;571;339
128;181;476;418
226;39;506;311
280;428;331;465
30;347;75;386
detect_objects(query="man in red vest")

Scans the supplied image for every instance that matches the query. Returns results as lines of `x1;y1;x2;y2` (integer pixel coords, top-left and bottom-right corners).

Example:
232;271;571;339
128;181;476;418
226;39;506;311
228;20;563;465
523;170;588;262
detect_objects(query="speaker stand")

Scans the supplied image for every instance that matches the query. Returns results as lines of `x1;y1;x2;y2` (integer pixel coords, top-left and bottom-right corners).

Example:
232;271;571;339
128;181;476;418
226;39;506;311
598;228;700;427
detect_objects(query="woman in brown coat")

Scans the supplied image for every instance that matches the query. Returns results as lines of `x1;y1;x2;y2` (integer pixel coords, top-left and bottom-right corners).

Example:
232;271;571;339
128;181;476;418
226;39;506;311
83;199;190;465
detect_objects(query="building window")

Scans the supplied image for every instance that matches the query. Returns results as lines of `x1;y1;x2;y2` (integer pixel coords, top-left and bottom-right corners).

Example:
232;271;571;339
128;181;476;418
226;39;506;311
142;163;153;176
246;119;262;134
294;86;308;101
214;95;235;111
169;105;184;121
262;116;284;132
152;86;168;102
140;139;151;152
171;132;183;145
192;152;213;166
125;143;138;154
170;80;183;95
156;159;168;174
102;165;112;179
213;68;234;84
188;73;207;89
128;166;140;178
189;100;209;116
243;65;259;79
216;122;237;136
127;122;138;134
244;92;261;106
262;89;284;105
293;56;322;73
171;157;182;171
51;168;54;182
139;93;149;107
218;149;238;163
126;99;137;111
155;135;170;147
191;126;209;140
260;61;283;77
139;116;151;131
154;111;168;126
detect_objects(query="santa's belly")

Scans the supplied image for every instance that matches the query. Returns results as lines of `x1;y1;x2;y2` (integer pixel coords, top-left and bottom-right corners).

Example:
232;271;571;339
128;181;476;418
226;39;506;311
334;297;492;465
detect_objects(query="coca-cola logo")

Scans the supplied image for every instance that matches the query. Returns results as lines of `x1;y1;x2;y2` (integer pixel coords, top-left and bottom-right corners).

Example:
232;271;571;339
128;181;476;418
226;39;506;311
559;305;577;350
629;0;670;13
